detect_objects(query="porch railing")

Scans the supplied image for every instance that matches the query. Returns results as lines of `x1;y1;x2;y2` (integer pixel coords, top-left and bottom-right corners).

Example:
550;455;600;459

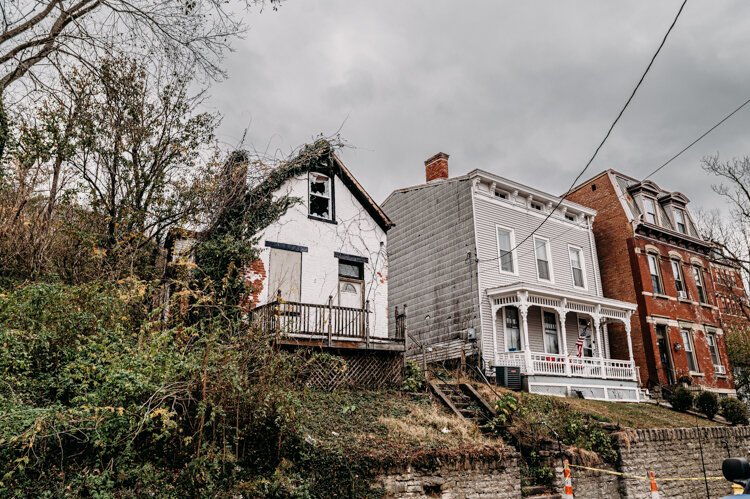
252;297;369;342
496;352;635;381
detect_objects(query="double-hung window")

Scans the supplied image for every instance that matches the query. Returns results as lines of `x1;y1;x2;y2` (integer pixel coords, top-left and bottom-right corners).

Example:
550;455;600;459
674;209;688;234
496;226;516;274
534;236;552;282
643;197;658;224
569;246;586;288
542;311;560;354
706;333;722;372
693;265;707;303
681;329;699;372
647;253;663;295
309;172;333;220
505;306;522;352
671;260;687;299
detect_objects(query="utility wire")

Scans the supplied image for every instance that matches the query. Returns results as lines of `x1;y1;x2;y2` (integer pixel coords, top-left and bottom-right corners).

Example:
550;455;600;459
498;0;688;258
477;92;750;268
644;96;750;180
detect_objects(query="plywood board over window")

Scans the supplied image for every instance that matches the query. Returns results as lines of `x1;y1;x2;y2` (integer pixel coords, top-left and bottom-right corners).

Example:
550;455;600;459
268;248;302;302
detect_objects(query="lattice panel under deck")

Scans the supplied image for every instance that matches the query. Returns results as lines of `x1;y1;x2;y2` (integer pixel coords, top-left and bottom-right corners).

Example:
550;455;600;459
304;352;403;391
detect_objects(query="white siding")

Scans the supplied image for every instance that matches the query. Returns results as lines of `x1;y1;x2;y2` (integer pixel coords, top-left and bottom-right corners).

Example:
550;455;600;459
256;173;389;338
473;191;601;366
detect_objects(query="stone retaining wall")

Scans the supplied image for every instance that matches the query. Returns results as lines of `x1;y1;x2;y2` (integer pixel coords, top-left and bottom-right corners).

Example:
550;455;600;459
375;454;520;498
559;426;750;498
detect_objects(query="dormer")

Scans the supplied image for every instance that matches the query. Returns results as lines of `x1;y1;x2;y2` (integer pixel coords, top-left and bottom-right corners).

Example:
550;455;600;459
627;180;662;225
658;192;692;236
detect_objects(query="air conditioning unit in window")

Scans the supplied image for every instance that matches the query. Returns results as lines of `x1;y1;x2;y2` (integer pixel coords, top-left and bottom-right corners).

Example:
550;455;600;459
495;366;522;391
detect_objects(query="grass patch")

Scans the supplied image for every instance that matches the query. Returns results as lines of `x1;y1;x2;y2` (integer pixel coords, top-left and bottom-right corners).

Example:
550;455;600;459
475;384;722;429
296;389;504;465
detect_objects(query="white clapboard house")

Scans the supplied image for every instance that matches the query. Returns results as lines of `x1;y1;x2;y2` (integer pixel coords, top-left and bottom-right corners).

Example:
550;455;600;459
383;153;641;401
244;142;406;392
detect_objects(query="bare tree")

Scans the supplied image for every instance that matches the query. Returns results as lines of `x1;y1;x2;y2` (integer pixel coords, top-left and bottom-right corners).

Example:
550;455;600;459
0;0;280;158
700;154;750;399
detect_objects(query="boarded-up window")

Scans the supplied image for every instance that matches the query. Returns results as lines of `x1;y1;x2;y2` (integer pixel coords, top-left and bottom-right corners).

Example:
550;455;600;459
268;248;302;302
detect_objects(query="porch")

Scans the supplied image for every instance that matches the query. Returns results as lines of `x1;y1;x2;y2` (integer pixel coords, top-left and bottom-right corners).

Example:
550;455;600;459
251;296;405;352
488;284;640;401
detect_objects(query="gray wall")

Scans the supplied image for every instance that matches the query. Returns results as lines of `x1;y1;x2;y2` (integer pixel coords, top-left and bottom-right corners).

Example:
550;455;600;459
473;190;603;366
383;179;480;361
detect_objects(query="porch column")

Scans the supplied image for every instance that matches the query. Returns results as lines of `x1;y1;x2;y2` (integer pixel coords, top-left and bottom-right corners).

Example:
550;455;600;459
594;306;606;379
603;323;610;359
519;292;533;375
556;302;571;377
624;312;637;381
491;305;499;366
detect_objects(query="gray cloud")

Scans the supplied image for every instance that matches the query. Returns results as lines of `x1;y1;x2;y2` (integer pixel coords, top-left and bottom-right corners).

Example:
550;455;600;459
208;0;750;214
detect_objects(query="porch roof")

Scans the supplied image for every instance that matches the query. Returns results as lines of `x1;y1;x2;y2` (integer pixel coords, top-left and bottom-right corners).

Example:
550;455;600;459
486;282;636;317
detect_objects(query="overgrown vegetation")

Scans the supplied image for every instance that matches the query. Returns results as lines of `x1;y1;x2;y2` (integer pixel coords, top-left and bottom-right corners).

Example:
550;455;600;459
482;391;617;489
0;281;311;496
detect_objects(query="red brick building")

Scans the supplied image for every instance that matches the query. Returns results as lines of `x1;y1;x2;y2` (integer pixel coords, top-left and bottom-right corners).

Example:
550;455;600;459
711;256;749;331
568;170;735;396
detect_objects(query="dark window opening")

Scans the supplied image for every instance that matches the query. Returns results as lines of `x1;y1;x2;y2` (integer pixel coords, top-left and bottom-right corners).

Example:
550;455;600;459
309;172;332;220
338;260;364;280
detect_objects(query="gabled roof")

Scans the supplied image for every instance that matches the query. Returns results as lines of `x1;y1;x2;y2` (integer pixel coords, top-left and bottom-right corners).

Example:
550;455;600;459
331;154;394;232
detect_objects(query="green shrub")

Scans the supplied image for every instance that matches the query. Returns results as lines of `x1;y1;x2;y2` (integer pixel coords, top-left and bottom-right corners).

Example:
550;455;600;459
669;386;694;412
695;391;719;420
402;360;425;392
721;398;749;426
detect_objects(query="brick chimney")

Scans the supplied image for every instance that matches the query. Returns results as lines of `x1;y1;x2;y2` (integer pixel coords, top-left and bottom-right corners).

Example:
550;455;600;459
425;152;449;182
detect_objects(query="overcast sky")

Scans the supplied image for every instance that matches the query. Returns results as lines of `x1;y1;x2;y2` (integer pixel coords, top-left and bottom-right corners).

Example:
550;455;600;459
207;1;750;212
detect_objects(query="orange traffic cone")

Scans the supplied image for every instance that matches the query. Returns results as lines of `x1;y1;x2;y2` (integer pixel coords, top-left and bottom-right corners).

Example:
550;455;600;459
562;459;574;498
649;471;659;498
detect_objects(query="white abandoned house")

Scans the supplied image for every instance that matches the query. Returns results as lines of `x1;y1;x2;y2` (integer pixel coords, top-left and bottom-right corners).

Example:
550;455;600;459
169;142;405;388
383;153;641;401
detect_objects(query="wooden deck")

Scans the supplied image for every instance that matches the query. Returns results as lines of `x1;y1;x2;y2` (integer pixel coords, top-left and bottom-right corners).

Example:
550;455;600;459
252;299;405;351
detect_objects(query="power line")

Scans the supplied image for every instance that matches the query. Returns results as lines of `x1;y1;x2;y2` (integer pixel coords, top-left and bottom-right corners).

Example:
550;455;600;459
477;91;750;268
499;0;688;258
644;96;750;180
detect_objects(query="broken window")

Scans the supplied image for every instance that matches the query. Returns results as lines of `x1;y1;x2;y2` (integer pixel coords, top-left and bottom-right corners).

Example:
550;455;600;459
309;172;332;220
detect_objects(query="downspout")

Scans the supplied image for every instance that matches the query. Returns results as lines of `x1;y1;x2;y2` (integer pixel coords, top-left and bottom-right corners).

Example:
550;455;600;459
587;215;603;297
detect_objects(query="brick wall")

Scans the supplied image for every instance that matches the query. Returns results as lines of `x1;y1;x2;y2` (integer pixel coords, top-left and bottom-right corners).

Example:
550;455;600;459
568;172;734;393
375;454;520;498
